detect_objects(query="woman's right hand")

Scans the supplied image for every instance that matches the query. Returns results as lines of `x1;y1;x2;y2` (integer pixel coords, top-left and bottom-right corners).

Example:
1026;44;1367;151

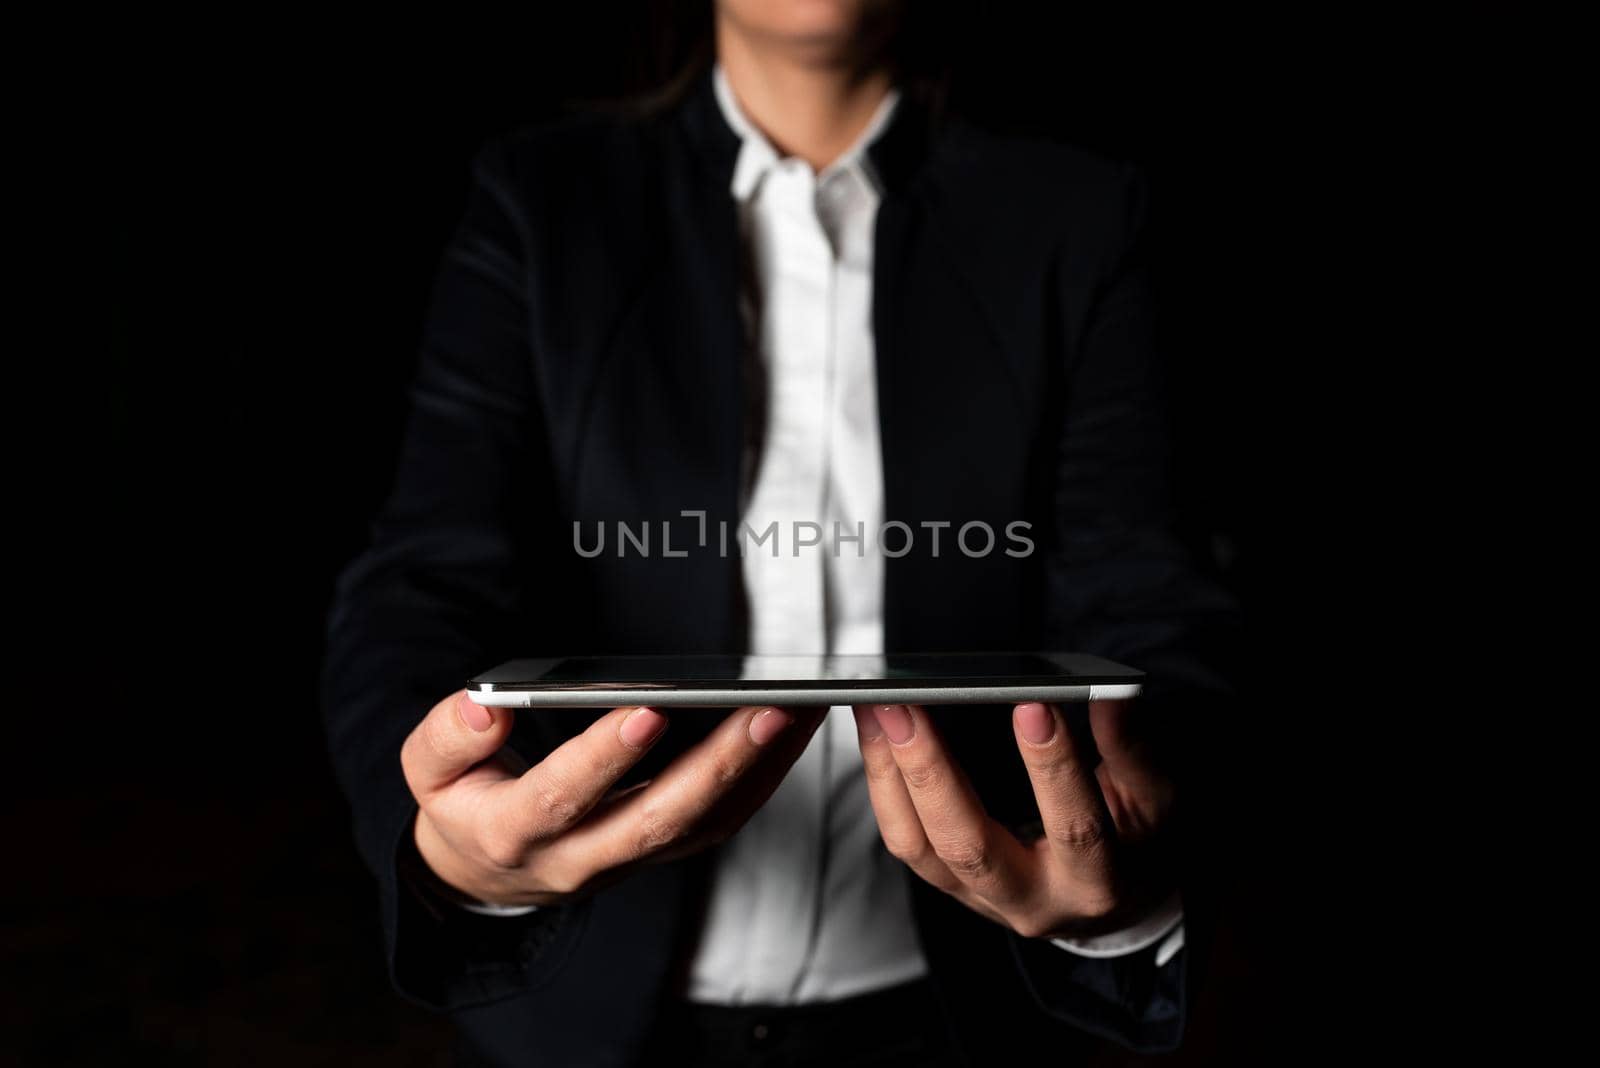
401;690;827;908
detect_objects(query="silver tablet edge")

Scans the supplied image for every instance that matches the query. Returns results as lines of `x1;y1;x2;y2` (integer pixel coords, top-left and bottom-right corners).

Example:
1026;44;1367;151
467;683;1141;707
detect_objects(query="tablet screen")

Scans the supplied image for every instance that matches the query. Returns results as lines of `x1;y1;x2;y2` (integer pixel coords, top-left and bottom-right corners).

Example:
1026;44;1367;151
492;653;1136;691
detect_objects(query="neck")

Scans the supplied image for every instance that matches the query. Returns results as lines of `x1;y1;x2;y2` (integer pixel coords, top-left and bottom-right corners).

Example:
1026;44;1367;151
715;24;893;172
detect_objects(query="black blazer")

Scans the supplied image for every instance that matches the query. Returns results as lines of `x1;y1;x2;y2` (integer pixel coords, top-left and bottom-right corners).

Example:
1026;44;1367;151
321;67;1237;1066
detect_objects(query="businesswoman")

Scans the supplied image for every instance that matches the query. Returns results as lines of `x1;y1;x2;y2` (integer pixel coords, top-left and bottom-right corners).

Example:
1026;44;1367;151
322;1;1236;1064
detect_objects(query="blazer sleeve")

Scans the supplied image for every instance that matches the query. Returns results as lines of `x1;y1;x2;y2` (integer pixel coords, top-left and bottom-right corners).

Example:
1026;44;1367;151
1009;160;1242;1053
319;133;589;1011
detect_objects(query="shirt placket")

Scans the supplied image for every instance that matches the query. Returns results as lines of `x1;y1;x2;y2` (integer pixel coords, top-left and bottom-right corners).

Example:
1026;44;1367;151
739;161;837;996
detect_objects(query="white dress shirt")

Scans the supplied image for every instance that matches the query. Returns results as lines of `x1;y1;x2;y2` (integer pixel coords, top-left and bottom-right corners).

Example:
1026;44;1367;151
684;67;926;1005
464;63;1185;1003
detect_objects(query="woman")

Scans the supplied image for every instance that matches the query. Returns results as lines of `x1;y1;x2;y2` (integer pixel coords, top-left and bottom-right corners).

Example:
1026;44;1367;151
322;2;1235;1064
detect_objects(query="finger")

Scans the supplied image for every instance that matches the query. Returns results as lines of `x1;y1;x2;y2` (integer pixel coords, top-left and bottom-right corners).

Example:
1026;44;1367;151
1012;702;1114;881
701;705;833;839
1087;698;1176;830
485;705;669;845
873;704;1031;906
401;690;517;801
639;705;827;856
574;706;820;847
542;705;826;873
851;706;964;896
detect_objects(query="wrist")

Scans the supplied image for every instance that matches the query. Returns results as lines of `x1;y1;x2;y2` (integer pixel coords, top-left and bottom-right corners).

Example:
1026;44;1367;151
408;809;495;908
407;809;551;916
1049;887;1184;959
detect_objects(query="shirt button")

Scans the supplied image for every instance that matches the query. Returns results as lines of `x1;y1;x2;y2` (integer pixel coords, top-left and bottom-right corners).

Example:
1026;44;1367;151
752;1022;770;1042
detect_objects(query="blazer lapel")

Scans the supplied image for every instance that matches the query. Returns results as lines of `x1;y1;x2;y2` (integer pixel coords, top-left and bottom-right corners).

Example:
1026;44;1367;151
869;97;1039;654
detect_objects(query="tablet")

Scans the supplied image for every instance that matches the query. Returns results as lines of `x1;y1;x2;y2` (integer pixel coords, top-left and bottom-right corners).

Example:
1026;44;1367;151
466;652;1142;708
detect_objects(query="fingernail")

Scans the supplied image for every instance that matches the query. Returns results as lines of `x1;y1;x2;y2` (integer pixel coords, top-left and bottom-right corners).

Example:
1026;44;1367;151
748;707;794;746
875;704;915;745
458;694;493;732
853;705;884;741
619;707;667;749
1015;702;1056;745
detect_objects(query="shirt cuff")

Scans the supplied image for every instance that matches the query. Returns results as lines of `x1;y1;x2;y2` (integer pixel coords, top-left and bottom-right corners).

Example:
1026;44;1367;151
1050;890;1184;965
458;900;541;918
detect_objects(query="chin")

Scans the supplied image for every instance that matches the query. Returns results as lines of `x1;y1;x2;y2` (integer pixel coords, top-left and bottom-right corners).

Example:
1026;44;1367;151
723;0;896;50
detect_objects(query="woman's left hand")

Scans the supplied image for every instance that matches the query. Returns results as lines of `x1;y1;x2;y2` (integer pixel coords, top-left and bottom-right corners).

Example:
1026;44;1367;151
850;700;1175;940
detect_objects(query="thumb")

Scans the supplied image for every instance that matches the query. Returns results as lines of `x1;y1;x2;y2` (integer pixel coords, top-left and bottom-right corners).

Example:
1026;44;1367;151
400;689;516;800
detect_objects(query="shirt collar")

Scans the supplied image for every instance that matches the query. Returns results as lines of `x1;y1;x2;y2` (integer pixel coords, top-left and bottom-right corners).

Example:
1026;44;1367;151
712;62;901;202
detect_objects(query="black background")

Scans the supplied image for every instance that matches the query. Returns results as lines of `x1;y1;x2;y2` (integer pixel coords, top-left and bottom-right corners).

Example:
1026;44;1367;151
17;4;1438;1063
